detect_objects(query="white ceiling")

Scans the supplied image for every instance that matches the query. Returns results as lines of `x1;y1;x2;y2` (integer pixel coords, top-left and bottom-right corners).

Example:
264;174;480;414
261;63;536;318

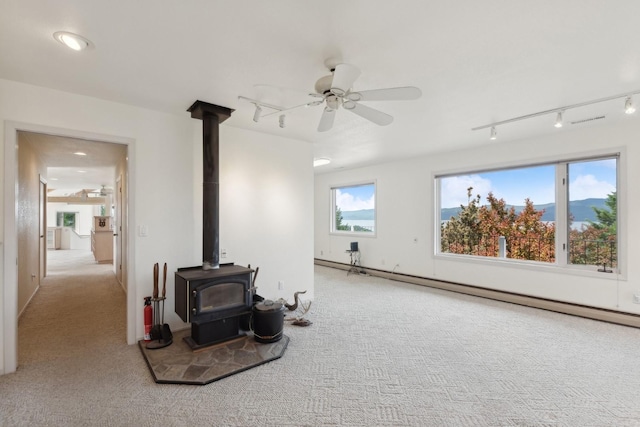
3;1;640;178
19;131;126;196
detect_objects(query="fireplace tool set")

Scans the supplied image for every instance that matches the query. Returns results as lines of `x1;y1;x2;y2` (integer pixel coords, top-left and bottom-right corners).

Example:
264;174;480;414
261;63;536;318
146;262;173;349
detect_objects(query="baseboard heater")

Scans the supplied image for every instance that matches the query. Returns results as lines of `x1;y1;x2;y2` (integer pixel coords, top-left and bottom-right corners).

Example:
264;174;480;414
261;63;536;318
314;258;640;329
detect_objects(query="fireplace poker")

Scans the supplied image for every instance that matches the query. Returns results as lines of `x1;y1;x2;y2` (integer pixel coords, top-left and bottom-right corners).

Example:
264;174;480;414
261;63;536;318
161;262;173;345
161;262;167;325
150;263;161;340
147;262;172;349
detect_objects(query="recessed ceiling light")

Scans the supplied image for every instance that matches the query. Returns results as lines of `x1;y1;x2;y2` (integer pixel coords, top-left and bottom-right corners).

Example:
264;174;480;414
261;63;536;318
74;151;87;156
77;170;87;173
313;158;331;167
53;31;91;51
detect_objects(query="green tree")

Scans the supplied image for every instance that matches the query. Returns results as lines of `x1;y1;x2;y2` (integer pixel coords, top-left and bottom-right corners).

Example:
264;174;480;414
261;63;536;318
589;191;617;236
570;191;617;267
335;207;350;231
442;187;555;261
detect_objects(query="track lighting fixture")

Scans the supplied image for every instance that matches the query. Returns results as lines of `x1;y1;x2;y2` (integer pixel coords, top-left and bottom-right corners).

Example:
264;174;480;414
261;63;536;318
253;105;262;122
490;126;497;140
625;96;636;114
554;111;563;128
473;89;640;138
279;114;286;128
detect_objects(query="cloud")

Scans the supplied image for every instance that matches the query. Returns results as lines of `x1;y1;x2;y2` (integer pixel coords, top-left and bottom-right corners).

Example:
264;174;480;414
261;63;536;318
569;174;615;200
336;189;375;211
440;175;492;208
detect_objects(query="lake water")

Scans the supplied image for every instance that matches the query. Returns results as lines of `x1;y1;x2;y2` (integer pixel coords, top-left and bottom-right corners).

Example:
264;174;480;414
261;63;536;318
341;219;375;232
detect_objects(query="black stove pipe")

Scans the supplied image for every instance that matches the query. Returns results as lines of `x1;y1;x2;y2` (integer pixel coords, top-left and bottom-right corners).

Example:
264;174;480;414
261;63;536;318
187;101;234;270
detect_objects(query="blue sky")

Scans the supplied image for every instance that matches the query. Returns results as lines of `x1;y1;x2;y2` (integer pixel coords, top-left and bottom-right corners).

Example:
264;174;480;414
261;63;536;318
336;184;375;211
441;158;616;208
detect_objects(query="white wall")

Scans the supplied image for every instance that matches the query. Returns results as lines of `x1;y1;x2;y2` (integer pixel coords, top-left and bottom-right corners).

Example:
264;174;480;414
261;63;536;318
1;78;314;374
315;118;640;316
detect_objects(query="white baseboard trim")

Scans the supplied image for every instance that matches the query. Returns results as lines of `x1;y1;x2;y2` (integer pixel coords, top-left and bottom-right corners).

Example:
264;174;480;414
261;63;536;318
18;284;40;319
315;259;640;329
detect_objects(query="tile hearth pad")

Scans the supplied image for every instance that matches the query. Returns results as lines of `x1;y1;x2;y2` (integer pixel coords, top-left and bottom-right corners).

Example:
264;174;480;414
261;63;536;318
139;329;289;385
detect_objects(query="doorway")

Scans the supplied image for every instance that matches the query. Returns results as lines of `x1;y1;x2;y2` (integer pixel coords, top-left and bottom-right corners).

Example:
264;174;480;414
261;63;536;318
3;121;135;375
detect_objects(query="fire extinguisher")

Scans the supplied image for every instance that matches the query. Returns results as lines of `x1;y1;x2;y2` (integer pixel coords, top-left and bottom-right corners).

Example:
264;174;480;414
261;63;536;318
143;296;153;342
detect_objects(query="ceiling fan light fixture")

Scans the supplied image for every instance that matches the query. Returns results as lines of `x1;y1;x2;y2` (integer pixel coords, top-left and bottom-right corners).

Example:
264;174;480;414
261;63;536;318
343;100;356;110
326;95;340;110
625;96;636;114
313;157;331;167
346;92;362;102
53;31;91;51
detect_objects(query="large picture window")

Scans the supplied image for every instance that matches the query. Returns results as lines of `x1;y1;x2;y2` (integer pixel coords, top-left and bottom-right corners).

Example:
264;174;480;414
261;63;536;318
331;182;376;235
437;155;619;272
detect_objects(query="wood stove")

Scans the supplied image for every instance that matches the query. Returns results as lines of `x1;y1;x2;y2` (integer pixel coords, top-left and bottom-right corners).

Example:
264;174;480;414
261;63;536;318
175;100;254;349
175;264;253;348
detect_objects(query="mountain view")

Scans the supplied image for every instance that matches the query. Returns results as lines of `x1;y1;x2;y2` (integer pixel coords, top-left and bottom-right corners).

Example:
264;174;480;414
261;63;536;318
339;199;607;223
440;198;607;222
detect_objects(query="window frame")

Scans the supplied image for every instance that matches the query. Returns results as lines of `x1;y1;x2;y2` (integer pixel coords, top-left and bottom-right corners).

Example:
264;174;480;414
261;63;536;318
57;211;80;234
434;151;624;279
330;180;377;237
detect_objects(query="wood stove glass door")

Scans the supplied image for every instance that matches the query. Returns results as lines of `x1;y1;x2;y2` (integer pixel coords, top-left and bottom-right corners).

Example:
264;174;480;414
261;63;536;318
196;281;245;315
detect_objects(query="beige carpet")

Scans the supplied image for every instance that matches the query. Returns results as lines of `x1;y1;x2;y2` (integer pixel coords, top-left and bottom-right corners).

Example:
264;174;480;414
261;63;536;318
2;250;640;426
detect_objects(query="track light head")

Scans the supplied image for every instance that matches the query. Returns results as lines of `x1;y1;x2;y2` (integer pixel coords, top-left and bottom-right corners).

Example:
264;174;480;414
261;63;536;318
279;114;286;128
554;111;563;128
490;126;497;140
625;96;636;114
253;105;262;122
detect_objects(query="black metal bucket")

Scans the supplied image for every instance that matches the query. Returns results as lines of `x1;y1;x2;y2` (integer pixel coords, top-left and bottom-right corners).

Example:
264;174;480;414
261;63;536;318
252;300;285;343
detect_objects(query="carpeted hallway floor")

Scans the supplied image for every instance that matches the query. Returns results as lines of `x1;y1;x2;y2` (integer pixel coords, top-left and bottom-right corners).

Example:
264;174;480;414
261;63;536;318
2;250;640;426
18;250;127;367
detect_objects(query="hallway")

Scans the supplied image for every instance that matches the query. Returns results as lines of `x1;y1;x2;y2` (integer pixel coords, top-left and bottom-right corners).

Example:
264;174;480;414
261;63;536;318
18;249;127;367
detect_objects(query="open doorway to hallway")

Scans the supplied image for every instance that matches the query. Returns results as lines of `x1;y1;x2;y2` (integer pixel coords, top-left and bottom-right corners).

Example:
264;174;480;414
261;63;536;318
16;131;129;366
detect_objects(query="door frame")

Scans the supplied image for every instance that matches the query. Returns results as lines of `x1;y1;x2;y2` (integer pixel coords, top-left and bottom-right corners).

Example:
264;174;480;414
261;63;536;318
3;121;136;375
39;176;47;282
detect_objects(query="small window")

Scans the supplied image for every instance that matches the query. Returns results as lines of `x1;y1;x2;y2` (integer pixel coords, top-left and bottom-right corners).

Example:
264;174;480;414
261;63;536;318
331;182;376;235
57;211;79;233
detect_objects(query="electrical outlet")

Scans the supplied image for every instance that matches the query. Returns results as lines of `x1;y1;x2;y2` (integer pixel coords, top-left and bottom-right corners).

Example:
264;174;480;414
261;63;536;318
278;281;284;290
221;249;227;258
633;294;640;304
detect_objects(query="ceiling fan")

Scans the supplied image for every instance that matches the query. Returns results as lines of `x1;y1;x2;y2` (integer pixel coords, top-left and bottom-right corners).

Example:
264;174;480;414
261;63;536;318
241;60;422;132
307;61;422;132
88;185;113;197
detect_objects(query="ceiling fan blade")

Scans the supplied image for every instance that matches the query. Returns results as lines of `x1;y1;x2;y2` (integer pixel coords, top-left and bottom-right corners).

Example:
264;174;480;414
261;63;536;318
349;86;422;102
330;63;361;96
318;107;337;132
346;103;394;126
